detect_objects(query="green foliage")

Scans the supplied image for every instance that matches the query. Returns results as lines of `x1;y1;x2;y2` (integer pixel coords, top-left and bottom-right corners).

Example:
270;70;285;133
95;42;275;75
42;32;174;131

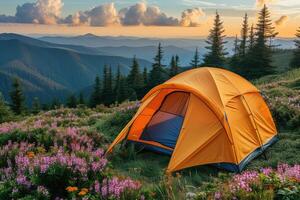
78;92;85;105
239;13;249;58
203;12;227;67
245;5;278;79
9;77;26;115
66;94;77;108
190;48;200;68
102;66;114;106
0;92;13;123
248;132;300;169
170;55;179;77
95;108;136;141
290;27;300;69
230;14;249;75
127;56;144;99
149;43;168;88
31;97;41;114
89;75;102;108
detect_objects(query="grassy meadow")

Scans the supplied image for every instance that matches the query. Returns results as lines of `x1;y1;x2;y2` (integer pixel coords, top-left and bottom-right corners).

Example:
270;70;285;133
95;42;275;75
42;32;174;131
0;68;299;199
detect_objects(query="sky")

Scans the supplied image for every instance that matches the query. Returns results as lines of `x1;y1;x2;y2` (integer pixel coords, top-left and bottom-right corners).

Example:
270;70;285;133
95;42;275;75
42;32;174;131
0;0;299;38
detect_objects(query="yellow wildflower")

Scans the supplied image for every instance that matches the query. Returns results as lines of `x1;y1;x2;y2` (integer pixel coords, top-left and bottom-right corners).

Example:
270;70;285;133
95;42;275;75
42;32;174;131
78;191;87;196
66;186;78;192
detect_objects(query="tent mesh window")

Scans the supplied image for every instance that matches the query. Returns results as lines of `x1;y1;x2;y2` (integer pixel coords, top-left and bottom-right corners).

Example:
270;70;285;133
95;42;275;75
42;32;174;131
140;92;190;148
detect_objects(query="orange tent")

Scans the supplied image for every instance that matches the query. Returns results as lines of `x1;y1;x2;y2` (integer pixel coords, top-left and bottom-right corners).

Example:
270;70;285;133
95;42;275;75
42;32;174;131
107;67;277;173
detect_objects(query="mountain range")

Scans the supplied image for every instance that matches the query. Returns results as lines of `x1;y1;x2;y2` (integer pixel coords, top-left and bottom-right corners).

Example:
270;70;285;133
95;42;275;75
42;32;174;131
0;33;152;104
0;33;296;105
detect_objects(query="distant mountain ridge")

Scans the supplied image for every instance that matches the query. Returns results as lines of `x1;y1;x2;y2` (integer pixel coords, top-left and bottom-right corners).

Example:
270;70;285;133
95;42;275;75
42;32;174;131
40;33;296;49
0;34;152;104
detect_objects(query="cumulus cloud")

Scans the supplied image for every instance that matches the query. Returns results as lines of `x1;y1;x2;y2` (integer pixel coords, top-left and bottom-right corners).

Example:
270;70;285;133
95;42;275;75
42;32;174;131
256;0;277;7
0;0;63;24
0;1;207;27
180;8;205;27
119;3;179;26
64;3;119;26
275;15;288;26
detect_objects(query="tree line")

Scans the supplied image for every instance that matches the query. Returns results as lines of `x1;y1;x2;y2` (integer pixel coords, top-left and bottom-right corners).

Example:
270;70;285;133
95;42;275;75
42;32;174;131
1;5;300;119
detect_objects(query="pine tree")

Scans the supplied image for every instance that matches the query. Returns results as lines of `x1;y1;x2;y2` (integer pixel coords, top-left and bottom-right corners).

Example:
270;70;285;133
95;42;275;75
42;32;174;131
9;77;25;115
127;56;143;99
51;98;60;109
239;13;249;58
248;24;255;50
143;67;148;87
102;66;114;106
32;97;40;114
66;94;77;108
0;92;13;123
169;55;179;77
203;12;228;67
190;48;200;68
118;76;130;103
89;75;102;108
149;43;167;87
246;5;278;79
114;65;122;104
290;27;300;68
78;92;85;105
230;35;241;72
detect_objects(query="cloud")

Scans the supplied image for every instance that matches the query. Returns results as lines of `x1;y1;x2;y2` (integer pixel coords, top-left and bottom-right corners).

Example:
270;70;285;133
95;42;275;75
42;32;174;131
256;0;277;7
180;8;205;27
119;3;179;26
64;3;120;26
0;1;207;27
0;0;63;24
275;15;288;26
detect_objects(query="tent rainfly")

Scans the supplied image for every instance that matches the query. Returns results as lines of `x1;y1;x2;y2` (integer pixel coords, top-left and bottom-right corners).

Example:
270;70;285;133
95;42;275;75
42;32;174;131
107;67;278;173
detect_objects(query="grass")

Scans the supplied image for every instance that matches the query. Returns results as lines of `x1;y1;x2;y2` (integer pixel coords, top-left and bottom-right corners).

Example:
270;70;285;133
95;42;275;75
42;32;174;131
272;49;294;73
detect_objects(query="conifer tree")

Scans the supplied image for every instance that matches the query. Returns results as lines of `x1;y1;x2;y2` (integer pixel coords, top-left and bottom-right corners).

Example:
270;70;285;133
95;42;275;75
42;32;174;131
89;75;102;108
102;66;114;106
114;65;122;104
51;98;60;109
127;56;143;98
66;94;77;108
149;43;167;87
246;5;278;79
78;92;85;105
239;13;249;58
190;48;200;68
9;78;25;115
143;67;148;87
32;97;40;114
169;55;179;77
0;92;13;123
290;27;300;68
203;12;228;67
230;35;241;72
248;24;255;50
119;77;130;103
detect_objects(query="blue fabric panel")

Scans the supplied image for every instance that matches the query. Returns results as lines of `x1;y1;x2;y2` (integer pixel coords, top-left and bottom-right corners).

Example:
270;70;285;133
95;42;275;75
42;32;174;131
141;111;184;148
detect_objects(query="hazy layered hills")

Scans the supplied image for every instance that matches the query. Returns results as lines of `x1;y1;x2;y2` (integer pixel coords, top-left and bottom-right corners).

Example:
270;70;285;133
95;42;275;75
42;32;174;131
40;33;296;66
0;34;152;104
0;33;296;104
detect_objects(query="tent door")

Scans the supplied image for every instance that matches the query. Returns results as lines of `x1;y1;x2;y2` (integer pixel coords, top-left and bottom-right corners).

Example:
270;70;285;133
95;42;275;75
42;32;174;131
140;92;190;150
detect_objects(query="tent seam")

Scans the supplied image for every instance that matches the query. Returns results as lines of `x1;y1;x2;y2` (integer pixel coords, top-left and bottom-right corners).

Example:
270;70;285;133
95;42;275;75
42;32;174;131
206;68;239;164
